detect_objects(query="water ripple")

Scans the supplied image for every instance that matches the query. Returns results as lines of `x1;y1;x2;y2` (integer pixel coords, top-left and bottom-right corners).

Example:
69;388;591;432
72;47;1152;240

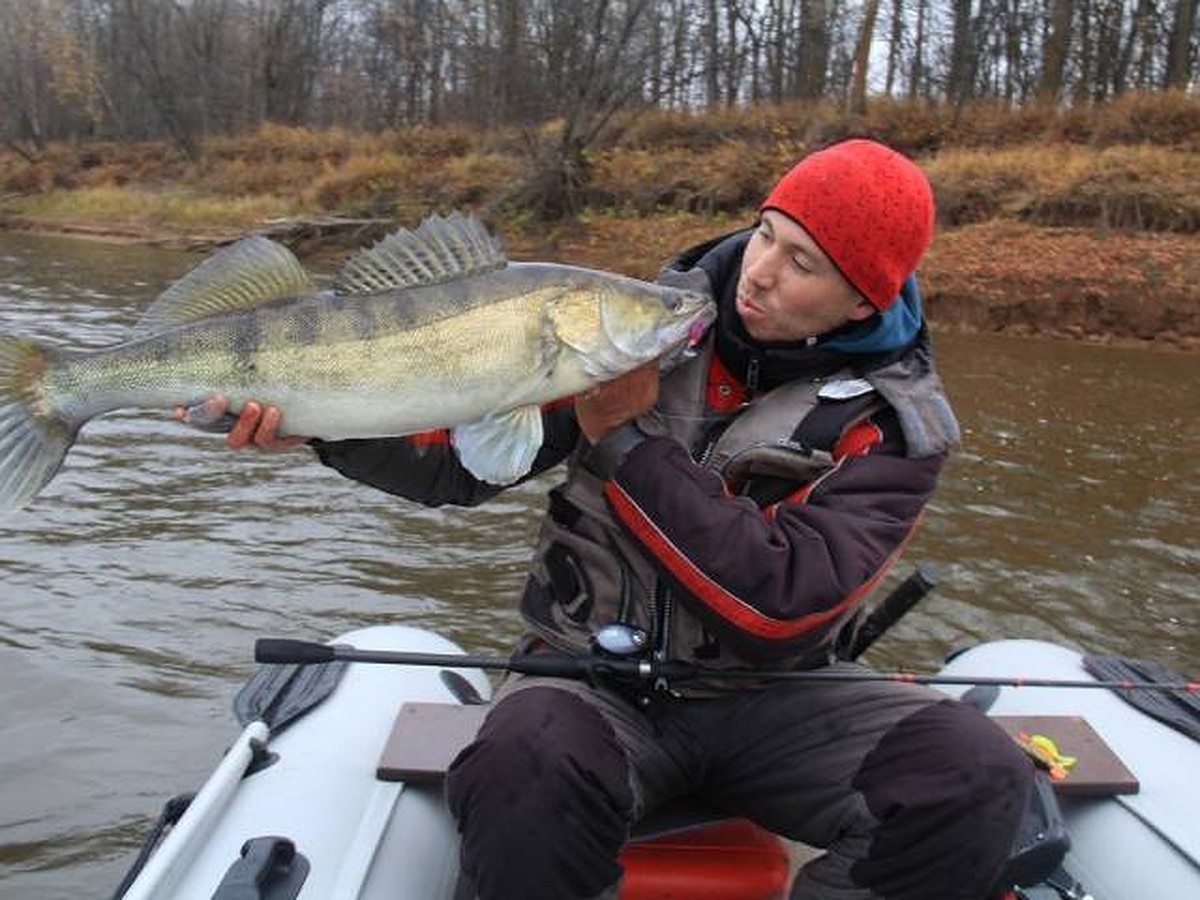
2;237;1198;896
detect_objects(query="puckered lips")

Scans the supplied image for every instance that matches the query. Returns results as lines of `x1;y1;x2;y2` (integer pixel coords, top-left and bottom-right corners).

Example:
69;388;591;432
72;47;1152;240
735;287;767;327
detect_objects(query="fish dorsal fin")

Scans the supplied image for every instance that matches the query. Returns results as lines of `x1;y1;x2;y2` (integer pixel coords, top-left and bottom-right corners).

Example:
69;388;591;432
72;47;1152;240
136;236;315;332
334;212;506;294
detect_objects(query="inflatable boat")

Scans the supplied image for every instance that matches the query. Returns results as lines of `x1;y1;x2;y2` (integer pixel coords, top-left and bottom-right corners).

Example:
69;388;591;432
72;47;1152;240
112;623;1200;899
938;639;1200;899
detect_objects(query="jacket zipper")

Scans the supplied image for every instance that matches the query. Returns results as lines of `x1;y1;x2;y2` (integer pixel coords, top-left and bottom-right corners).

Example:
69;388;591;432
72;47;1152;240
650;579;672;691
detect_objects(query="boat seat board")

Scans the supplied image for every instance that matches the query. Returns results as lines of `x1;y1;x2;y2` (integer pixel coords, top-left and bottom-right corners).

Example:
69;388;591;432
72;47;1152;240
991;715;1139;796
371;703;738;827
377;702;489;783
373;701;755;837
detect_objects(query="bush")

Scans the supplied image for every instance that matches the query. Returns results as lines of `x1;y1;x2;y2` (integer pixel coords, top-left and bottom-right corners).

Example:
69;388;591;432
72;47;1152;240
1020;146;1200;232
1089;90;1200;148
305;152;424;215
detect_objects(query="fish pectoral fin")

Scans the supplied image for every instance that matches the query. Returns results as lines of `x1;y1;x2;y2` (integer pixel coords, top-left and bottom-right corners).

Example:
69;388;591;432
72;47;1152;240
135;236;316;332
451;405;544;485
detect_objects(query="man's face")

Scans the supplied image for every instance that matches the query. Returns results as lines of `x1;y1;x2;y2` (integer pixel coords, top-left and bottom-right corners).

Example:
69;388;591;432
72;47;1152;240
735;210;877;343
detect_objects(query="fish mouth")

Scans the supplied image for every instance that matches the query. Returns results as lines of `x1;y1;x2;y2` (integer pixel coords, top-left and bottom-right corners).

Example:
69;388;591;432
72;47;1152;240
657;303;716;366
686;306;716;347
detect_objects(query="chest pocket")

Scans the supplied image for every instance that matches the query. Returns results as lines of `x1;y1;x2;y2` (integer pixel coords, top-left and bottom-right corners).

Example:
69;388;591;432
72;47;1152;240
719;389;887;508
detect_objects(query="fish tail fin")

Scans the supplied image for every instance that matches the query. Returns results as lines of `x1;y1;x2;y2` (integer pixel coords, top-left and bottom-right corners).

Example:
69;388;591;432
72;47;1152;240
0;333;77;510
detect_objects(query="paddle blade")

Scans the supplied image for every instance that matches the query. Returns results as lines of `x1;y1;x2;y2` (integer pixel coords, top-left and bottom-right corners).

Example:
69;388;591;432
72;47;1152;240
234;659;349;734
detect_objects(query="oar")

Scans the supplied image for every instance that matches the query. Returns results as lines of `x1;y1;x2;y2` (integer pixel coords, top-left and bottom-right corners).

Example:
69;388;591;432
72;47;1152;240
254;639;1200;693
234;655;349;735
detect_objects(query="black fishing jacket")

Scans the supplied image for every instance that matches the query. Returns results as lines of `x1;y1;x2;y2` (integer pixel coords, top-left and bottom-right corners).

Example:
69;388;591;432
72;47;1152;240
312;230;959;674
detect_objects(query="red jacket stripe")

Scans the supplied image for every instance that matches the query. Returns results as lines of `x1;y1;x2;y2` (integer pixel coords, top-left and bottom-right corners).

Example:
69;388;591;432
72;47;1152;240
410;429;451;446
606;479;921;642
833;419;884;460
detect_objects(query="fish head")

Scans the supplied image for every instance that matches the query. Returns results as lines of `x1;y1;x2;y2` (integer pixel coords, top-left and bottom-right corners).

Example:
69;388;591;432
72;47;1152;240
551;276;714;380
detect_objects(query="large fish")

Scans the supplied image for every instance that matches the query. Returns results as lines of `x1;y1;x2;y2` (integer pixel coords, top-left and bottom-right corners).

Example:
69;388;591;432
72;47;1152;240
0;212;714;510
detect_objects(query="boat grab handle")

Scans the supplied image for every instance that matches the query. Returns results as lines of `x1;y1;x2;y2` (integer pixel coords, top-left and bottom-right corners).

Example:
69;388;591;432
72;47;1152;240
211;836;310;900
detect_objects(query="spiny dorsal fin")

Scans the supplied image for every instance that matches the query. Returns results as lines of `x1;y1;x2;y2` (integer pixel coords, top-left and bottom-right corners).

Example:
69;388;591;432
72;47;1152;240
334;212;506;295
135;236;315;332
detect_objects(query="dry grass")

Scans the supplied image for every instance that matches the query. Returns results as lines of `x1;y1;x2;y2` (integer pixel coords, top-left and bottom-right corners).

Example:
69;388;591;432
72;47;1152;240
13;185;300;230
1;96;1197;348
1;93;1197;243
927;144;1200;232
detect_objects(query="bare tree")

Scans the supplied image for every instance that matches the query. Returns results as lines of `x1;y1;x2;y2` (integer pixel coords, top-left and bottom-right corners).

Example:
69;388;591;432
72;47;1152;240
4;0;1197;162
703;0;723;105
1119;0;1164;91
511;0;664;218
908;0;931;99
884;0;904;96
110;0;204;158
251;0;333;125
1164;0;1199;88
946;0;976;104
849;0;881;113
1039;0;1075;101
0;0;56;150
1088;0;1127;99
797;0;828;99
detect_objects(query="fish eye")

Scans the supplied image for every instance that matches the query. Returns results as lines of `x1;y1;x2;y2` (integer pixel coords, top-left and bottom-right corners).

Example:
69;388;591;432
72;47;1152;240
664;295;683;312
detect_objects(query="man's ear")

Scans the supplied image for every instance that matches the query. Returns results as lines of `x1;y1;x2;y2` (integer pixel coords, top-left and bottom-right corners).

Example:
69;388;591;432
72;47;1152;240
848;296;878;322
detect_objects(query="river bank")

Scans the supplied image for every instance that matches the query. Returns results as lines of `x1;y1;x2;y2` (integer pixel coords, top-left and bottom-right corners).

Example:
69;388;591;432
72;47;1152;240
923;222;1200;352
3;211;1197;353
4;98;1199;351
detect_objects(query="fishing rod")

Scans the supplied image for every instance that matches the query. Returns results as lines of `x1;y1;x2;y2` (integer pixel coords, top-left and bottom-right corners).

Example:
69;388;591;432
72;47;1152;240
254;637;1200;694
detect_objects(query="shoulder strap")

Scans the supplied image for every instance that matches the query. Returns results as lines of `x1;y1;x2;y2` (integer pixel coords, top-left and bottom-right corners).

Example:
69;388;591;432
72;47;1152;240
791;390;888;453
739;386;888;507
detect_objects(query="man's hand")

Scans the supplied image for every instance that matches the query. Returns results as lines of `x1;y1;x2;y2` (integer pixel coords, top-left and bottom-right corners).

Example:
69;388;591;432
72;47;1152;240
173;395;310;451
575;362;659;445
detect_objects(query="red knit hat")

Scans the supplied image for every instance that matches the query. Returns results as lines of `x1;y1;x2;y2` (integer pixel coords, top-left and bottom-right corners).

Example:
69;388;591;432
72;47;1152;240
761;139;935;310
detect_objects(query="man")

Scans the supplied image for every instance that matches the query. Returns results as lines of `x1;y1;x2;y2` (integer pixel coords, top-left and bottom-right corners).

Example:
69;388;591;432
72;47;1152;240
213;139;1033;899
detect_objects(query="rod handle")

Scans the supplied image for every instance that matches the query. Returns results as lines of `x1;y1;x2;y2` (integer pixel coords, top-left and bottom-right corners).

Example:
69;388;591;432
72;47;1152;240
840;564;939;661
255;638;336;665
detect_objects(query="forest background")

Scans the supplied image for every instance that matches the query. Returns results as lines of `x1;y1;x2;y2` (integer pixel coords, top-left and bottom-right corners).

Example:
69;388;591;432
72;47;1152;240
1;0;1198;349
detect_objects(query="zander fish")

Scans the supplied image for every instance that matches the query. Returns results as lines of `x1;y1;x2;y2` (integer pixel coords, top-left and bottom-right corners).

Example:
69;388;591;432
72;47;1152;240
0;212;714;509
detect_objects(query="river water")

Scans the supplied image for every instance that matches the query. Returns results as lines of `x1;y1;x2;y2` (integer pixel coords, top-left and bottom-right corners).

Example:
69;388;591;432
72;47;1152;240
0;232;1196;898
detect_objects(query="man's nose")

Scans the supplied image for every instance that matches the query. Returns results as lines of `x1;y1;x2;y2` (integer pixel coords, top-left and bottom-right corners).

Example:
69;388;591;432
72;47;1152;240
745;248;779;288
